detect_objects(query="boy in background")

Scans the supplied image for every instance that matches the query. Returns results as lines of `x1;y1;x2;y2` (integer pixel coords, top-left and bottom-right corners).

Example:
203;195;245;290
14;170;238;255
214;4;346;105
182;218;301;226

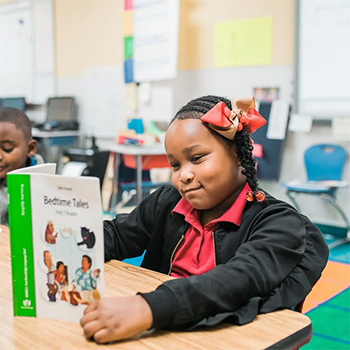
0;107;44;226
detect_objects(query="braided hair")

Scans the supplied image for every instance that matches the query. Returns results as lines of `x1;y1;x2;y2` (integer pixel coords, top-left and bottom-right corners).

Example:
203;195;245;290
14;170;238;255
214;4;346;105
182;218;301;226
170;95;259;193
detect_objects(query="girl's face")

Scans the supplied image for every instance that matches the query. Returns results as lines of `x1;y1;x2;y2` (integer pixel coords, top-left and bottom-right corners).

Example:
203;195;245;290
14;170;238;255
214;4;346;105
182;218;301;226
165;119;246;215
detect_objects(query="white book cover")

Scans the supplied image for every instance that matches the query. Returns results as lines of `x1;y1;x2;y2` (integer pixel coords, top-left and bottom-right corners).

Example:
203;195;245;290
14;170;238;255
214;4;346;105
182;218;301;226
7;163;105;323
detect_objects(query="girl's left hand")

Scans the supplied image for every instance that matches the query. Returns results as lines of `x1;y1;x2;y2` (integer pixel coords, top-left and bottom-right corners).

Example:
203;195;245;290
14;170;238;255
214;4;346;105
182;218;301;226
80;295;153;344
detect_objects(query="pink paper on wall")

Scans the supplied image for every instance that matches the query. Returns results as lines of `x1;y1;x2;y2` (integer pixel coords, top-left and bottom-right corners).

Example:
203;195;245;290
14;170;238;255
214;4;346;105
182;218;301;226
252;143;263;158
125;0;133;10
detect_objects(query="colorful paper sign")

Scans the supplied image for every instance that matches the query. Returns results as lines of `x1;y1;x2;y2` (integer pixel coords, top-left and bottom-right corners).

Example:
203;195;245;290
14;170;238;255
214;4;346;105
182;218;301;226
125;0;133;11
214;17;273;67
124;36;133;59
123;10;133;36
124;59;134;83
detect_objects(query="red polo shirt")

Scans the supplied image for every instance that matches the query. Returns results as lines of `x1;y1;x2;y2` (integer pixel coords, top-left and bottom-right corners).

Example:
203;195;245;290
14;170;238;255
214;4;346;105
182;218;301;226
170;183;250;278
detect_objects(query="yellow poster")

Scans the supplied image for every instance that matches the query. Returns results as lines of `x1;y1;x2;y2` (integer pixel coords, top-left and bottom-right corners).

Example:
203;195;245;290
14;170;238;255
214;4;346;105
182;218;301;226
214;17;273;67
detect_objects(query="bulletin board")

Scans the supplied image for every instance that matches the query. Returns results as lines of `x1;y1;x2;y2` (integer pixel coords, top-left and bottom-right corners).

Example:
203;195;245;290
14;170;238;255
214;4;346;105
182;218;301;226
177;0;294;70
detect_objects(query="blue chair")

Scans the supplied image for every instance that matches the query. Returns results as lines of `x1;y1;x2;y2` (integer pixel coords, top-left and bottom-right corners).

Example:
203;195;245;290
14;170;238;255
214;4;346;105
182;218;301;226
282;144;349;248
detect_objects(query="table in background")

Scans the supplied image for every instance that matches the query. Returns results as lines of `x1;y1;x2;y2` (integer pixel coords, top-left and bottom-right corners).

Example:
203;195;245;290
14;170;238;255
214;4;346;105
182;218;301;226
0;229;312;349
97;141;167;206
32;128;81;164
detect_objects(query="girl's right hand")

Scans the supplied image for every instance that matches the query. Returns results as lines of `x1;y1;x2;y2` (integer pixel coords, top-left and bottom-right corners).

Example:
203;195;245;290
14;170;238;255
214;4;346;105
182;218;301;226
80;295;153;344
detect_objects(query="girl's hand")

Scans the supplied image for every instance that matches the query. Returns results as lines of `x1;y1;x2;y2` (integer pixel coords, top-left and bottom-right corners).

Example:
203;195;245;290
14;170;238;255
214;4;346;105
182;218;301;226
80;295;153;344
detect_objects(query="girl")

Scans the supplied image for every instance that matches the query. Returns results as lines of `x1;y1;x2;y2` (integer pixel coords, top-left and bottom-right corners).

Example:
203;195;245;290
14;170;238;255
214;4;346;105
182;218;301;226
81;95;328;344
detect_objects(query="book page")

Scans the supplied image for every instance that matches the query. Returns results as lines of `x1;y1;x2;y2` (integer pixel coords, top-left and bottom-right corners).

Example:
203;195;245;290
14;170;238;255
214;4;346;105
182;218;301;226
8;163;56;175
29;173;104;323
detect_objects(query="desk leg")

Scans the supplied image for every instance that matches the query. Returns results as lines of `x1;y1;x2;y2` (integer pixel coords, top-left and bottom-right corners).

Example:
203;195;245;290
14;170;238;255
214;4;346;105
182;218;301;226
109;152;121;210
136;155;142;204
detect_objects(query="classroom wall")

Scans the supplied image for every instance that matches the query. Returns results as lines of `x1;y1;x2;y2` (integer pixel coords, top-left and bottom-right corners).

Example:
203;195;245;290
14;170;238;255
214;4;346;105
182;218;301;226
55;0;296;132
54;0;124;77
54;0;294;74
177;0;294;69
57;0;350;226
2;0;348;225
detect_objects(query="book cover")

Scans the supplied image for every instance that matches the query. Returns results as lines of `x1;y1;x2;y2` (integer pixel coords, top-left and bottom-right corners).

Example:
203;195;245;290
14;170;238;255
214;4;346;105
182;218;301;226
7;164;105;323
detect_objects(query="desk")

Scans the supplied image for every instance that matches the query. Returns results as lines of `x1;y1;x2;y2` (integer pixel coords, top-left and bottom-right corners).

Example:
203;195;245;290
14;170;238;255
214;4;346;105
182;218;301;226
32;128;81;163
98;141;166;205
0;229;312;349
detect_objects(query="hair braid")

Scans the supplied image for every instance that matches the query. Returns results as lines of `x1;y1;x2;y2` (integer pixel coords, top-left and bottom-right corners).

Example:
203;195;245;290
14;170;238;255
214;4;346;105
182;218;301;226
171;95;259;193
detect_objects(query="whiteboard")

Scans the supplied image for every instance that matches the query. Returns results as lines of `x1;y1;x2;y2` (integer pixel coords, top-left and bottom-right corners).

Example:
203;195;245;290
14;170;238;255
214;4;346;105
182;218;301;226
296;0;350;118
0;1;33;99
0;0;55;103
80;66;124;138
133;0;179;82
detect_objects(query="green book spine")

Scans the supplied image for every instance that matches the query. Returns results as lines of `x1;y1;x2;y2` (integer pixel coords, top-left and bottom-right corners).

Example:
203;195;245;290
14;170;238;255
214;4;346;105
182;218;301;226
7;174;36;317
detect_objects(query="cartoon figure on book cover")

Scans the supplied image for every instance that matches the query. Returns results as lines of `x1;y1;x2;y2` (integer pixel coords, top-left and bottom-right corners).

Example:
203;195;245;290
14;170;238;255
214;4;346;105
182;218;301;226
77;227;96;249
43;250;55;272
54;261;68;301
68;284;83;306
47;282;59;302
74;255;100;305
43;250;58;301
45;220;58;244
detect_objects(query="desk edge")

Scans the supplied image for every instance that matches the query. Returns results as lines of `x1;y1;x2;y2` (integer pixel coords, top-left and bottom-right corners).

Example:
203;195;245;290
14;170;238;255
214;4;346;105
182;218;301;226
265;322;312;350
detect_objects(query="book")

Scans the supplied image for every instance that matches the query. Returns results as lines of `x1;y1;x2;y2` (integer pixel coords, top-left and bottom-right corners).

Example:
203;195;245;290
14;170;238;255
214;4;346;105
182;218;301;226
7;163;105;323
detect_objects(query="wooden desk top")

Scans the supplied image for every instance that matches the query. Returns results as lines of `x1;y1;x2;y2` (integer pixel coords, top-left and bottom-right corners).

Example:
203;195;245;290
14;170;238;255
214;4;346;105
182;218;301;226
0;230;312;349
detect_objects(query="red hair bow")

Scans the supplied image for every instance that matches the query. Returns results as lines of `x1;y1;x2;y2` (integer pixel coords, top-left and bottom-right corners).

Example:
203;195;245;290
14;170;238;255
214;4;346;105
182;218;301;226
200;97;266;140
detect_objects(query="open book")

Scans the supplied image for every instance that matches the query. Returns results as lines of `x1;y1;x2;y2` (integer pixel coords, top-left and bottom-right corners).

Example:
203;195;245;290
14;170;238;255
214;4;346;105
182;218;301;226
7;163;104;323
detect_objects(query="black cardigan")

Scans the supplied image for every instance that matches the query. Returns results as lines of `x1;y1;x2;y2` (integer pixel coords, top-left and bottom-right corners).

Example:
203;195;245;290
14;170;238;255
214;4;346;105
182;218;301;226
104;185;329;330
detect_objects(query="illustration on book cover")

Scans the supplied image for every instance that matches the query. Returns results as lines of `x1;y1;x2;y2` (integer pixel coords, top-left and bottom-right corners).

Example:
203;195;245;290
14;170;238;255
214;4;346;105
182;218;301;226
31;178;104;323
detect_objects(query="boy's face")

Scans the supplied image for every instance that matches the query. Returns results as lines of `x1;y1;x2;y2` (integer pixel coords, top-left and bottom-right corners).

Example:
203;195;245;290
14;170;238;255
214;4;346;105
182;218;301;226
0;122;37;179
47;221;54;232
44;251;53;269
81;257;90;271
165;119;246;214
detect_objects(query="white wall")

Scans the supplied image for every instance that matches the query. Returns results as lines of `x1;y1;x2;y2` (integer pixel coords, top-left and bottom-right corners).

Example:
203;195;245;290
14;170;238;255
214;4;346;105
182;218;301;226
0;0;55;103
57;66;350;228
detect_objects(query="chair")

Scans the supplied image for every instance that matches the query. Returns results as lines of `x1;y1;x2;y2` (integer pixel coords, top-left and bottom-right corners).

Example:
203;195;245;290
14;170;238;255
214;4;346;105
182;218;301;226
115;154;171;211
282;144;349;248
61;141;110;190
